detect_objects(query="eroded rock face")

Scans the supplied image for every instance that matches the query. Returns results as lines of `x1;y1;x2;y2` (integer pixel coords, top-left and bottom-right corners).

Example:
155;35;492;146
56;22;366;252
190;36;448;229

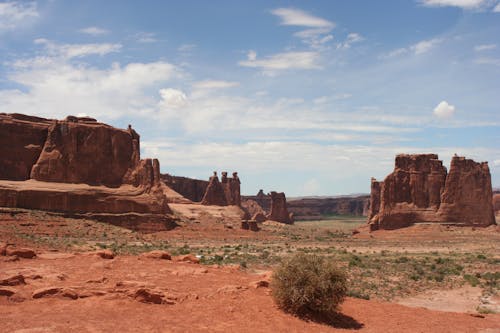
437;156;495;226
368;154;495;230
267;191;293;224
161;174;209;202
0;113;175;232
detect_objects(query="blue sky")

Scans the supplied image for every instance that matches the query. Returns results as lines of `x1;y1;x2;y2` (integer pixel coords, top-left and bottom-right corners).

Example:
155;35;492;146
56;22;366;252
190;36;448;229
1;0;499;196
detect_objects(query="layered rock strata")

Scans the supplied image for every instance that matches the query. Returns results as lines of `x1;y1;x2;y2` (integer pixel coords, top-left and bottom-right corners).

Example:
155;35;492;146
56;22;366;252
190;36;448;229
0;113;175;231
368;154;495;230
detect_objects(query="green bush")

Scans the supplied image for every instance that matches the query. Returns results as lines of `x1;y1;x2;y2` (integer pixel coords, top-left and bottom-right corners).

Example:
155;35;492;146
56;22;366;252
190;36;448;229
271;253;347;316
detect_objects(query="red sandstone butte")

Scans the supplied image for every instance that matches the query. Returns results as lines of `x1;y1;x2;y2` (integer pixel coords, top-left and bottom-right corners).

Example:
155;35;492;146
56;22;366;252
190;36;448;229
0;113;175;232
267;191;293;224
368;154;496;230
200;171;241;206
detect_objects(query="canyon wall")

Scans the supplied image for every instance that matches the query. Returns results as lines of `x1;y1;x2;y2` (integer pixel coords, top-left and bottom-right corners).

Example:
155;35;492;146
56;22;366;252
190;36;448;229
368;154;495;230
287;195;369;220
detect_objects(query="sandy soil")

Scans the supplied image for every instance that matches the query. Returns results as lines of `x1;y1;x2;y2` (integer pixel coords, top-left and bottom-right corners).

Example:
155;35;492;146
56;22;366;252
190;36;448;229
1;252;499;333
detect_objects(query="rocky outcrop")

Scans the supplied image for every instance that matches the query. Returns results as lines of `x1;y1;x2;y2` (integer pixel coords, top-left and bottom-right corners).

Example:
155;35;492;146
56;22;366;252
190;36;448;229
437;156;495;225
241;190;293;224
287;195;370;220
0;113;176;232
267;191;293;224
161;174;209;202
368;154;496;230
200;171;241;206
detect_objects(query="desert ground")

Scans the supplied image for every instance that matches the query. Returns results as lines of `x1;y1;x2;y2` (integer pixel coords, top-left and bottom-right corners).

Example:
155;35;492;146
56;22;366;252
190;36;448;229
1;207;499;332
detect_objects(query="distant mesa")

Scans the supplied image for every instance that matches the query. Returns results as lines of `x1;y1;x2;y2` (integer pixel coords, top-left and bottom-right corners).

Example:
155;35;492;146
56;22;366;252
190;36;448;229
367;153;496;230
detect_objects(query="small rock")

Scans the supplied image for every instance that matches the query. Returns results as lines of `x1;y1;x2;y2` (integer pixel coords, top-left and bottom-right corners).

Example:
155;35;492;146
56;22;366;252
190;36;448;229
173;254;200;264
32;287;78;300
141;250;171;260
249;280;270;289
0;287;16;297
6;248;36;259
133;288;174;305
0;274;26;286
95;250;114;259
32;287;62;299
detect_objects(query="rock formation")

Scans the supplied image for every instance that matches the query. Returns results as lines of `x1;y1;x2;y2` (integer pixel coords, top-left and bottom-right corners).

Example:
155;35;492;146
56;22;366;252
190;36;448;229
493;192;500;216
241;190;293;224
161;174;209;202
267;191;293;224
0;113;175;232
368;154;496;230
200;171;241;206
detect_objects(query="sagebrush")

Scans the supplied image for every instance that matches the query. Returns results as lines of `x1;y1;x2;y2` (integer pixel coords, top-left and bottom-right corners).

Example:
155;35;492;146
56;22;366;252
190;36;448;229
271;252;347;315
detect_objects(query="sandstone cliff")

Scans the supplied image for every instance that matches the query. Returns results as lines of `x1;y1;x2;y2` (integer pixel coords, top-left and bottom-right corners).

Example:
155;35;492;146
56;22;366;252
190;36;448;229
0;113;175;231
368;154;496;230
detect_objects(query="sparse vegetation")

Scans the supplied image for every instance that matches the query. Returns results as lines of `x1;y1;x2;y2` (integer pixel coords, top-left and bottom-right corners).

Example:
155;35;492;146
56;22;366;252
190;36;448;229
271;252;347;316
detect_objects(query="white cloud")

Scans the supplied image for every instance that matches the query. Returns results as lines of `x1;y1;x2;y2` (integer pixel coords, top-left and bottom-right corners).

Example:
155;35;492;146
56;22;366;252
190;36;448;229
0;1;38;32
159;88;188;109
271;8;336;48
271;8;334;28
239;51;321;72
79;26;109;35
433;101;456;119
28;39;122;60
474;44;497;51
494;3;500;11
384;38;441;58
192;80;239;90
0;42;179;120
301;178;321;195
337;33;364;49
411;38;441;55
419;0;487;9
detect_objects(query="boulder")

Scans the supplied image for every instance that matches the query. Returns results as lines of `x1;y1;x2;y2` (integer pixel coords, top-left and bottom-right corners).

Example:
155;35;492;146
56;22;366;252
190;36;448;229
5;247;36;259
95;250;114;259
252;212;267;223
141;250;171;260
0;274;26;286
173;254;200;264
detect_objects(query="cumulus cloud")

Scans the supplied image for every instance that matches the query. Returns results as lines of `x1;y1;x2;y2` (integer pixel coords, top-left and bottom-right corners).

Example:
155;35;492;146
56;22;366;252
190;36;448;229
433;101;456;119
0;1;38;32
159;88;188;109
0;41;178;120
79;26;109;35
135;32;157;43
419;0;487;9
239;51;321;72
494;3;500;11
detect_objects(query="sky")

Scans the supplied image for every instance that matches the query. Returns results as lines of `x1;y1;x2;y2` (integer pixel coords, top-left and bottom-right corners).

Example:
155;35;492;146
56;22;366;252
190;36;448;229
1;0;499;196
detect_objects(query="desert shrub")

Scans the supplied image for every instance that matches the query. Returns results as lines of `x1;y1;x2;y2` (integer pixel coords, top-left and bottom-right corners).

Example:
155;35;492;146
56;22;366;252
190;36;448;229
271;253;347;316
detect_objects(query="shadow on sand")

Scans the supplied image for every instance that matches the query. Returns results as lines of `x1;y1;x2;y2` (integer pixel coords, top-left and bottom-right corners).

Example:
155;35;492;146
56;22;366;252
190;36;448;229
298;311;364;330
